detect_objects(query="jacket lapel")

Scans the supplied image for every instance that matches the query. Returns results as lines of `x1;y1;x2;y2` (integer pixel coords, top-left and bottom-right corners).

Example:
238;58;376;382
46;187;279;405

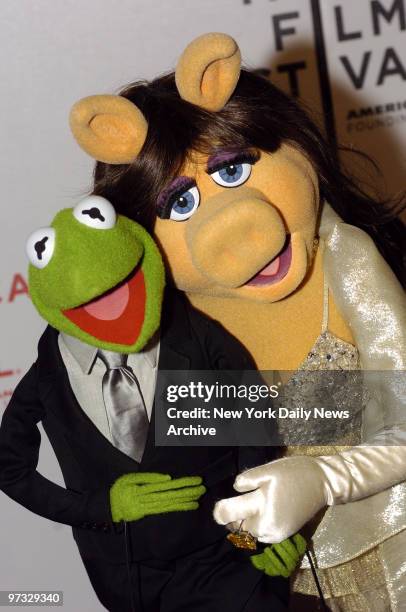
141;290;192;466
36;290;195;472
37;327;140;473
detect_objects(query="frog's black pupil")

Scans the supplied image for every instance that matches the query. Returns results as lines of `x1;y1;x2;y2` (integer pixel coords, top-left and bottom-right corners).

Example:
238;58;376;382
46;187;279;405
82;207;105;222
226;165;237;176
34;236;48;261
177;197;188;209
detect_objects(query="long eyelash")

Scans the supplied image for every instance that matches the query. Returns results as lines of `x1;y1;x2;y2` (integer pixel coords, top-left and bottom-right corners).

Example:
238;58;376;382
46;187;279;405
158;182;196;219
207;151;260;175
157;179;196;219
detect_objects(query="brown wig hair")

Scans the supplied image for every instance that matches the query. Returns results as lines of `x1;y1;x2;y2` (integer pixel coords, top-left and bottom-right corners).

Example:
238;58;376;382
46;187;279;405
93;70;405;285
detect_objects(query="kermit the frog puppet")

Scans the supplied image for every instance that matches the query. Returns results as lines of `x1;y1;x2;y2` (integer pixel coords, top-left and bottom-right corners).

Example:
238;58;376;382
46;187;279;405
0;196;301;612
26;195;165;353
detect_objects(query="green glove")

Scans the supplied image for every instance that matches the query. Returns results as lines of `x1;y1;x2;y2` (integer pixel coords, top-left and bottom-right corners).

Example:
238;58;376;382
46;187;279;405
110;472;206;522
250;534;307;578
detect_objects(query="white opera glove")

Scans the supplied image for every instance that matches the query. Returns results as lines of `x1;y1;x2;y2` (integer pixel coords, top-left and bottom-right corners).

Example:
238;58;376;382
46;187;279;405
213;445;406;544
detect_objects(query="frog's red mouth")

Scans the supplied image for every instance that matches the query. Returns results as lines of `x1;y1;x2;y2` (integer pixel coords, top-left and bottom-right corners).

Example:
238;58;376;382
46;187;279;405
63;266;146;345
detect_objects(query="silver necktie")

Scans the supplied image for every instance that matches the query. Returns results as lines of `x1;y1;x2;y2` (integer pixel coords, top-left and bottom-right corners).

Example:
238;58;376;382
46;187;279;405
98;350;149;463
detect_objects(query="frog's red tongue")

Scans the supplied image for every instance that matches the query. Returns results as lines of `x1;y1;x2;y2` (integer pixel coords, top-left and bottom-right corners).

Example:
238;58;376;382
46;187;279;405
63;268;146;346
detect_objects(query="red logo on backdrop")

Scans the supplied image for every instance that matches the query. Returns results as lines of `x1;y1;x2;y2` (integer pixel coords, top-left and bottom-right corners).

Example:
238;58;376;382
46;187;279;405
0;273;29;304
0;273;29;411
0;369;21;412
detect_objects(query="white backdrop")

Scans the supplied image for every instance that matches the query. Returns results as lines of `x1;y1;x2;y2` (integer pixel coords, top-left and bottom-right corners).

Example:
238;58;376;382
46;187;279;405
0;1;405;610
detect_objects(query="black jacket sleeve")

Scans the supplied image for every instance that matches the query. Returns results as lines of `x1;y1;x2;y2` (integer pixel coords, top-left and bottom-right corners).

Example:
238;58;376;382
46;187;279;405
185;305;256;371
0;364;111;528
205;317;256;370
187;307;280;463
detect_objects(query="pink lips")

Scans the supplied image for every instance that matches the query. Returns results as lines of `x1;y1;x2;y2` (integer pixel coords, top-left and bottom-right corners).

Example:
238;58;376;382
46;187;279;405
246;238;292;287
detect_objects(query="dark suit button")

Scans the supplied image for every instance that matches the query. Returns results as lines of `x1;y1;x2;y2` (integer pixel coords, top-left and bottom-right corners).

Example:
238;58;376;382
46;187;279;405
91;523;99;530
102;523;110;532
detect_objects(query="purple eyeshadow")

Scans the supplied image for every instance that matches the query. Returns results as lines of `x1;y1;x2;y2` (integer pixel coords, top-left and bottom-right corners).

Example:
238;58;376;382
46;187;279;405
156;150;259;219
157;176;196;215
206;149;259;174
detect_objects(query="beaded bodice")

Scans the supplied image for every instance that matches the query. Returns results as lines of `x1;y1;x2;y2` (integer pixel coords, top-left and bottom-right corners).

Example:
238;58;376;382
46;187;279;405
277;281;364;453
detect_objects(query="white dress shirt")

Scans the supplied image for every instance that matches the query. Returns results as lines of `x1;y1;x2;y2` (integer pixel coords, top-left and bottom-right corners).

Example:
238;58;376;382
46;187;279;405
58;333;159;448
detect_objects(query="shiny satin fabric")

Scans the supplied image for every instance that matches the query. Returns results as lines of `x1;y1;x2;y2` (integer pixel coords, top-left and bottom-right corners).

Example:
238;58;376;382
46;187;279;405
99;349;149;463
316;445;406;505
297;204;406;609
320;204;406;373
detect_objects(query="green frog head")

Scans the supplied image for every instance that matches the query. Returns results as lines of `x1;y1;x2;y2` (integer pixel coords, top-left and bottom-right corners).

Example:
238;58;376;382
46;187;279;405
26;195;165;353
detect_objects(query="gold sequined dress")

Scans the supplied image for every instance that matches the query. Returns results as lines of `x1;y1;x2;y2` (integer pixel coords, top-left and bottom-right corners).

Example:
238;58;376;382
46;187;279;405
279;285;383;609
277;208;406;612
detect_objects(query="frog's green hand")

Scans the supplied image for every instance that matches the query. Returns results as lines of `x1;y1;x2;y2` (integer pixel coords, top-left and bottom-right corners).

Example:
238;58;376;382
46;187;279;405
110;472;206;522
251;534;307;578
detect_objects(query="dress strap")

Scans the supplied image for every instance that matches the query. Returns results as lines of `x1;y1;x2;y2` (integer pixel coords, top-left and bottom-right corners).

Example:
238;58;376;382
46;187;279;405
318;237;329;333
321;272;329;333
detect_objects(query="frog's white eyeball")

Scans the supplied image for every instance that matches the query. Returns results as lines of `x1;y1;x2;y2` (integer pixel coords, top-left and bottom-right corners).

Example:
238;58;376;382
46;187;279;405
26;228;56;269
73;195;117;229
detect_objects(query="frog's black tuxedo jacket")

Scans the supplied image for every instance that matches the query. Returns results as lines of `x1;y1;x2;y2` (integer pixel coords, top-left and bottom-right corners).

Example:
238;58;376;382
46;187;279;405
0;290;275;564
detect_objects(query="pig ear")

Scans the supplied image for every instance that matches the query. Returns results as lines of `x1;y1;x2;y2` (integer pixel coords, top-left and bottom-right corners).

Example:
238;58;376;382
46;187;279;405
175;33;241;112
69;95;148;164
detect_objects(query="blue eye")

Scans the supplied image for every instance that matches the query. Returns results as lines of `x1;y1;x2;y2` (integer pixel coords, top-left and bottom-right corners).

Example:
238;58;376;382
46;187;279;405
169;186;200;221
210;162;252;187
